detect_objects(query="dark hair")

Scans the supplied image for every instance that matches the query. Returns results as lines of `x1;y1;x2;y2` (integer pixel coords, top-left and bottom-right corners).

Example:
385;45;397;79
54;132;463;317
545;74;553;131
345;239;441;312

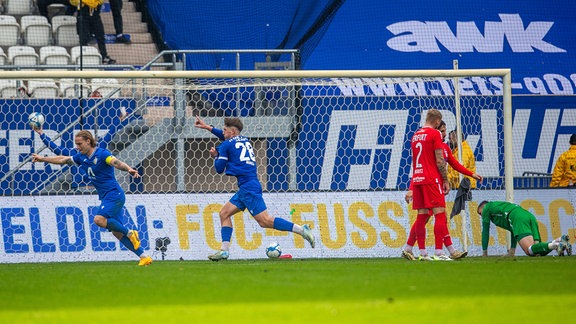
75;130;97;148
570;134;576;145
477;200;489;215
449;129;465;138
438;120;446;129
224;117;243;133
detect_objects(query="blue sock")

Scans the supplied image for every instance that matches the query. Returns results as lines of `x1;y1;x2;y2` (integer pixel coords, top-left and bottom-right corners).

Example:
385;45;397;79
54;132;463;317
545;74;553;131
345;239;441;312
273;217;295;232
106;218;128;236
222;226;233;242
120;236;143;257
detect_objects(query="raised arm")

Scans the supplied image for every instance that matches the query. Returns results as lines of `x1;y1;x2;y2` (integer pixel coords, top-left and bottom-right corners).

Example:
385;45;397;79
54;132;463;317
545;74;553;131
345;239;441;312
108;157;140;178
195;116;225;140
33;126;74;156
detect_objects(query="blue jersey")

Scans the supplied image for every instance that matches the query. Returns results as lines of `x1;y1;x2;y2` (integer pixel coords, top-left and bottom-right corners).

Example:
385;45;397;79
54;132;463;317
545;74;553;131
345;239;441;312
72;147;122;199
215;135;261;191
40;133;92;188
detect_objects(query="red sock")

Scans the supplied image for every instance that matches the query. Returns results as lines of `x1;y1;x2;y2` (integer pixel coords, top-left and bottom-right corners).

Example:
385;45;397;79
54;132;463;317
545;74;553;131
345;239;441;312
407;210;433;247
407;223;417;246
443;232;453;247
414;213;430;249
433;212;448;250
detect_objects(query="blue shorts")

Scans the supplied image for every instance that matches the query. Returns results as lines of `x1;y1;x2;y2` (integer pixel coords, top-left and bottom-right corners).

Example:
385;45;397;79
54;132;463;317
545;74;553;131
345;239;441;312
97;189;126;221
229;187;267;216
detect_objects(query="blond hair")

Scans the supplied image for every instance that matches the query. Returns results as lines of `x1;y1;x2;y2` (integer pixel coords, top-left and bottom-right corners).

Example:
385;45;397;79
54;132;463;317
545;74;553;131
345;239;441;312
425;109;442;124
75;130;97;148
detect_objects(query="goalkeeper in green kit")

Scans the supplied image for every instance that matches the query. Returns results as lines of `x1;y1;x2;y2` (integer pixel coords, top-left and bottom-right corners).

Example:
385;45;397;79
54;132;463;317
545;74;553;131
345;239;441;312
477;200;572;257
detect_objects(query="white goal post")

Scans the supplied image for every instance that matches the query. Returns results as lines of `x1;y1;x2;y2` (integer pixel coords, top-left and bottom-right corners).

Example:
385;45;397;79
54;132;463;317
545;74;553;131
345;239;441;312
0;68;513;261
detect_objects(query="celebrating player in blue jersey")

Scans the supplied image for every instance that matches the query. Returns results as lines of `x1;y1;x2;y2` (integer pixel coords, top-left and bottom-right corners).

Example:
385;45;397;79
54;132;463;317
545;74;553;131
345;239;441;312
31;130;152;266
30;124;94;192
195;116;315;261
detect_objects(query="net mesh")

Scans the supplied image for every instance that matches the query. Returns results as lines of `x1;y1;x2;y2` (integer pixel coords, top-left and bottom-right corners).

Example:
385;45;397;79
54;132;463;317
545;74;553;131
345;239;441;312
0;73;509;197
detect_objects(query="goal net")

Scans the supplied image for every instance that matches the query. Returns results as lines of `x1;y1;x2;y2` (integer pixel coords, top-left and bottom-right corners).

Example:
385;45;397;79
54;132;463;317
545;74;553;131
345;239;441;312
0;69;513;262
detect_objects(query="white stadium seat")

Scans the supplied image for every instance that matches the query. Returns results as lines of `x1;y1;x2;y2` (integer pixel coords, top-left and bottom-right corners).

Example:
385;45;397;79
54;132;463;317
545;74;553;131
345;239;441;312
71;46;102;65
0;80;18;98
8;46;39;66
0;15;20;46
21;15;51;46
0;47;7;65
91;78;121;98
52;15;79;47
40;46;70;65
59;78;91;98
28;80;59;98
5;0;33;15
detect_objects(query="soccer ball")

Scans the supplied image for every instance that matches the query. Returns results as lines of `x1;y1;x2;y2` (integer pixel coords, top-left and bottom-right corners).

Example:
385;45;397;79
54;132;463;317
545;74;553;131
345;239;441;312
28;112;45;129
265;242;282;258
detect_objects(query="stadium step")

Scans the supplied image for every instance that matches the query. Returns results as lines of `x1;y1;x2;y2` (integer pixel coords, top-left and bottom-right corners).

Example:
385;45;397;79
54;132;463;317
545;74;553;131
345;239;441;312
102;19;148;34
122;33;153;44
107;43;161;65
99;0;159;67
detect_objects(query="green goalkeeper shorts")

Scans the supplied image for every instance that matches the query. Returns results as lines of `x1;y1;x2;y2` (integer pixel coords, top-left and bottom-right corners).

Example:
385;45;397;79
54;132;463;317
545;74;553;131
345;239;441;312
511;208;541;242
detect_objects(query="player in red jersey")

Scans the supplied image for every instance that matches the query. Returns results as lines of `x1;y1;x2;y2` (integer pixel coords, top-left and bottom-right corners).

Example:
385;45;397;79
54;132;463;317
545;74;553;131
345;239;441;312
402;120;483;260
402;109;450;260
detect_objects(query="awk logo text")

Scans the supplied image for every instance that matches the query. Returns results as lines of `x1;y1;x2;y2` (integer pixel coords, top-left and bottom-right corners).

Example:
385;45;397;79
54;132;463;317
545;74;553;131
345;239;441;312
386;14;565;53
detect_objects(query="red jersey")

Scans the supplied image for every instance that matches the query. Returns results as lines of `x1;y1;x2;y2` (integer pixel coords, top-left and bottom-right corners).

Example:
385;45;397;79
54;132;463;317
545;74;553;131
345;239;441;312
409;142;473;190
410;126;444;185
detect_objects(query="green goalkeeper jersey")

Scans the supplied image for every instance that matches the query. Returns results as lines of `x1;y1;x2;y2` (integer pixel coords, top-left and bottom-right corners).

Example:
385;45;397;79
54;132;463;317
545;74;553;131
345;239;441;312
481;201;520;251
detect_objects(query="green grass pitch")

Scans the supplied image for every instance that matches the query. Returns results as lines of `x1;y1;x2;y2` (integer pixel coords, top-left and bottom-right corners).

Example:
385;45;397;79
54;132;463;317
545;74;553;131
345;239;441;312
1;257;576;322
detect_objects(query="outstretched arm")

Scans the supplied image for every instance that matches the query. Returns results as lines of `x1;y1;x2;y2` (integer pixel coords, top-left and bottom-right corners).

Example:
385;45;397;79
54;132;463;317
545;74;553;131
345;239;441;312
446;150;483;181
31;154;73;165
108;157;140;178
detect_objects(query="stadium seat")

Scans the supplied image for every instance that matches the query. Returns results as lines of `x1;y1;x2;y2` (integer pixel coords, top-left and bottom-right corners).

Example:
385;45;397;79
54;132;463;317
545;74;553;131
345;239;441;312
27;80;59;98
21;15;51;46
0;79;18;98
0;47;6;65
40;46;70;65
71;46;102;65
59;78;91;98
5;0;33;15
8;46;39;66
52;15;79;47
47;4;68;21
91;78;121;98
0;15;20;46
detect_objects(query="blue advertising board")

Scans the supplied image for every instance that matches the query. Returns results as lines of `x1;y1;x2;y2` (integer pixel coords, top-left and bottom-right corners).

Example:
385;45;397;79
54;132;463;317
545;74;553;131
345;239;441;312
293;93;576;191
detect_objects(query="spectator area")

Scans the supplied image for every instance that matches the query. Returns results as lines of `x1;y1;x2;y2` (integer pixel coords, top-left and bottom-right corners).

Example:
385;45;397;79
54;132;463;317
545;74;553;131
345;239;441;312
0;0;159;67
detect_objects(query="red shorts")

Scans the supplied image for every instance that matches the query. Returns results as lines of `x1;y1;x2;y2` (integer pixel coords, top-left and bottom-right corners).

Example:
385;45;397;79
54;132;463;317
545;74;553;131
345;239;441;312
412;182;445;210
